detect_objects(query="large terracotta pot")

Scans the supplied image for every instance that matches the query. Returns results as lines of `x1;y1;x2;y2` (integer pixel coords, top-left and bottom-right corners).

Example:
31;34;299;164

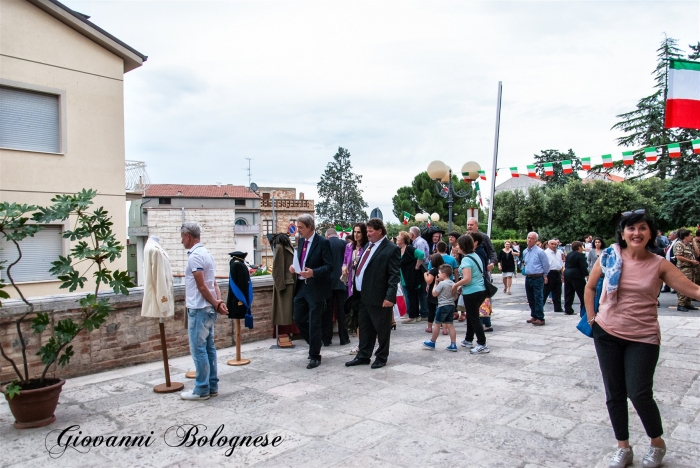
2;378;65;429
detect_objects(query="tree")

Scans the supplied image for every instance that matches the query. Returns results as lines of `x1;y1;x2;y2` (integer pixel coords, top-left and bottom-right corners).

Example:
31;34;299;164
533;149;581;187
392;172;477;226
315;147;368;229
661;162;700;228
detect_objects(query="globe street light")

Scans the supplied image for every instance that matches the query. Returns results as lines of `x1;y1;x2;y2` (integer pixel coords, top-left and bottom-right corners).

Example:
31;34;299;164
426;160;478;234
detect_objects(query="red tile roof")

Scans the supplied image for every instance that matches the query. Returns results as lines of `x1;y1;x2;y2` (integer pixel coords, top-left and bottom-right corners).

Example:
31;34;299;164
144;184;258;198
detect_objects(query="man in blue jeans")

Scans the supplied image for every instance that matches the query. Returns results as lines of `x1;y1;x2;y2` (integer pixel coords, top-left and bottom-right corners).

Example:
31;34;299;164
180;222;228;401
522;231;550;326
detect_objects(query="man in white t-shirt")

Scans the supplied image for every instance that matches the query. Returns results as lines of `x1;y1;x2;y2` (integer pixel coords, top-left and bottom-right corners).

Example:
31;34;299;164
180;222;228;401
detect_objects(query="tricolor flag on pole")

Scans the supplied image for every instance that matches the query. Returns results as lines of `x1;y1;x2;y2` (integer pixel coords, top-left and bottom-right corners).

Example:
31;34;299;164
478;170;487;181
527;165;536;177
475;181;483;206
644;147;658;163
461;172;471;183
602;154;614;168
510;167;519;177
693;139;700;154
622;151;635;166
543;162;554;176
561;160;573;174
402;212;411;225
668;143;681;158
664;59;700;130
581;157;591;170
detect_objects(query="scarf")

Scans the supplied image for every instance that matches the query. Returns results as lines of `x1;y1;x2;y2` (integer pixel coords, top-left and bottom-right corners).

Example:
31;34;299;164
599;244;622;304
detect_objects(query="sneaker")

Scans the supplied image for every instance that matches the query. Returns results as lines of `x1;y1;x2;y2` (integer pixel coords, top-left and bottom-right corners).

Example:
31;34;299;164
470;344;490;354
180;390;210;401
422;340;436;349
642;444;666;468
461;340;473;348
446;343;458;352
210;391;218;397
608;447;633;468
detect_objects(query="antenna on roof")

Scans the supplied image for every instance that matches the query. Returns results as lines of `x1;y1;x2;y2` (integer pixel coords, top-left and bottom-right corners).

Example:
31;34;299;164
245;158;253;190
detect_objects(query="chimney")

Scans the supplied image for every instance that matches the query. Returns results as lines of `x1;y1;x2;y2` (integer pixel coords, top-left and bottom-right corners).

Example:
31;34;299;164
299;192;305;200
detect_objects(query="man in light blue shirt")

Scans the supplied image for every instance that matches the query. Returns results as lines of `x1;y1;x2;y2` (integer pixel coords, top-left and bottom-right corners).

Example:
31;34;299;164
522;232;550;326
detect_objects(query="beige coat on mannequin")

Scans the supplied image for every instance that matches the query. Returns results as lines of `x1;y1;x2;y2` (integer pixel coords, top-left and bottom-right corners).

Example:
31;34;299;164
141;237;175;318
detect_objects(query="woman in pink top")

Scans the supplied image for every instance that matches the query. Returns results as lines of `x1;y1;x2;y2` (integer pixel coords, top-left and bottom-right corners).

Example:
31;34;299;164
585;210;700;468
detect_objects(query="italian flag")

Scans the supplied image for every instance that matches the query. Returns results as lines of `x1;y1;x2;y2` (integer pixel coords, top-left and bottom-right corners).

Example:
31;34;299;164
668;143;681;158
478;170;486;181
475;181;483;206
527;165;536;177
665;59;700;130
461;172;471;183
602;154;613;168
510;167;519;177
402;212;411;225
543;162;554;176
644;147;658;163
561;160;572;174
581;157;591;170
693;139;700;154
622;151;635;166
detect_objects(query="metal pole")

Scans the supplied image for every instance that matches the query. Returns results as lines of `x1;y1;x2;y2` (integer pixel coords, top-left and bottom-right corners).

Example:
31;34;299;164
487;81;502;238
447;170;454;234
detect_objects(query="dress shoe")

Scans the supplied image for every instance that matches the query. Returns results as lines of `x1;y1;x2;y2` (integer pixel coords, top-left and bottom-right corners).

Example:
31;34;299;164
526;318;536;323
339;340;351;346
307;359;321;369
554;309;564;313
678;306;689;312
345;357;370;367
532;319;545;326
323;342;332;347
371;360;386;369
686;305;698;310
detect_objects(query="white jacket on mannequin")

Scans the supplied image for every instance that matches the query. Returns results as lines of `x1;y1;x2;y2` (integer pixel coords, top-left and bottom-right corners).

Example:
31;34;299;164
141;237;175;318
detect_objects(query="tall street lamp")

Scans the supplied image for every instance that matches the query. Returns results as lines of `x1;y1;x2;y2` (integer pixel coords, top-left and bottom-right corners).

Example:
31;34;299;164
426;160;480;234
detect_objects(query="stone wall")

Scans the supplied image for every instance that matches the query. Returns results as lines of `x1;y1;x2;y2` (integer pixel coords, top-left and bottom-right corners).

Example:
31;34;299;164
0;277;275;383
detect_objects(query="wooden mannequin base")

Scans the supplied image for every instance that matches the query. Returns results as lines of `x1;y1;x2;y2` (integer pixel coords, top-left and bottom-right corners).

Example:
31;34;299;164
153;382;184;393
227;359;250;366
185;371;196;379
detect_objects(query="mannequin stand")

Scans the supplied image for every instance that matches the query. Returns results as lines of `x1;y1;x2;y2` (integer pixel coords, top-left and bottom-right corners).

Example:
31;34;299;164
185;371;196;379
227;318;250;366
153;321;184;393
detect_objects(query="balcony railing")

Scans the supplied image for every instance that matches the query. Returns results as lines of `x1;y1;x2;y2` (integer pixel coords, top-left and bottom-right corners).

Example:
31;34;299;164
260;199;312;209
234;225;260;235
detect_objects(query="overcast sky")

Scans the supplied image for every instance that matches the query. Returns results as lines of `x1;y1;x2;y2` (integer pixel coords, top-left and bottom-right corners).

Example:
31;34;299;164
73;0;699;223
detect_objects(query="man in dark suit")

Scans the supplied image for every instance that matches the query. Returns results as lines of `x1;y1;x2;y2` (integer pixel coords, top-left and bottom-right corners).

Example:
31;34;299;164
323;228;350;346
290;214;333;369
346;218;401;369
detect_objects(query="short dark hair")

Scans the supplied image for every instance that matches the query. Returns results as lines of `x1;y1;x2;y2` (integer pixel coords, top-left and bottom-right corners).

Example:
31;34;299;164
448;231;461;240
436;241;447;253
678;228;692;241
615;211;657;249
571;241;583;251
438;264;453;277
469;231;483;245
430;253;444;268
366;218;387;236
457;235;475;254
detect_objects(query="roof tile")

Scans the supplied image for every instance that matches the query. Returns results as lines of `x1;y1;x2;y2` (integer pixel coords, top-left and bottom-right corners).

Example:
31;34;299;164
144;184;258;199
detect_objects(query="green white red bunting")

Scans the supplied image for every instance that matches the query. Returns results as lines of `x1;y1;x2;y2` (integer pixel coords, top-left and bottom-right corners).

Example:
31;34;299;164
561;160;572;174
668;143;681;158
543;162;554;176
693;139;700;154
527;165;536;177
665;59;700;130
402;211;411;225
510;167;519;177
602;154;613;168
461;172;471;183
644;147;658;163
478;170;486;181
581;157;591;170
622;151;634;166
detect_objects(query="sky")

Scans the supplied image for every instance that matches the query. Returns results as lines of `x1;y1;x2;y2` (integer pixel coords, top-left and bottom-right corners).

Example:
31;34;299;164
72;0;699;223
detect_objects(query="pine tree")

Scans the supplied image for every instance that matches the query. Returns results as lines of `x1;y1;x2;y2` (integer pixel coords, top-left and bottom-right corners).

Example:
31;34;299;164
315;147;368;230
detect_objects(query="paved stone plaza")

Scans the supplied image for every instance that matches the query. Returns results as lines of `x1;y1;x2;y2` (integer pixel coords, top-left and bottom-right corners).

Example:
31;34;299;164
1;278;699;467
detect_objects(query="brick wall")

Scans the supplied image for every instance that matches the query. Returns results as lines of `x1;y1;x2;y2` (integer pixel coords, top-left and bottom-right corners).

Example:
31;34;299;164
0;277;275;383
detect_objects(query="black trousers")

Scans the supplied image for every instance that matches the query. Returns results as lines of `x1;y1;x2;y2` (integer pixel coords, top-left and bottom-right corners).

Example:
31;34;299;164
322;289;349;345
428;301;437;323
356;291;392;363
463;290;487;346
543;270;563;312
405;286;419;318
293;281;325;360
593;323;663;441
564;274;586;315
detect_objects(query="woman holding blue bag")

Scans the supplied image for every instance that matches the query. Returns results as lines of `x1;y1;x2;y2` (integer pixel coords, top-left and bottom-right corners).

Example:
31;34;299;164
585;210;700;468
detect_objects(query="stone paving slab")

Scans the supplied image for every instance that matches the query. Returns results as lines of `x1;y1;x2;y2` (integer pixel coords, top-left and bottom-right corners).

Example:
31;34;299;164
1;280;699;467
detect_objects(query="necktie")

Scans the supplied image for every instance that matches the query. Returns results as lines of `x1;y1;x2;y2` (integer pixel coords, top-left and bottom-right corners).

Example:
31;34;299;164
355;243;374;276
300;239;309;270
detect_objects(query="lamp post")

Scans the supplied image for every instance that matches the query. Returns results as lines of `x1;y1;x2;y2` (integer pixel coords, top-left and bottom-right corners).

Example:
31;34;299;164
426;160;479;234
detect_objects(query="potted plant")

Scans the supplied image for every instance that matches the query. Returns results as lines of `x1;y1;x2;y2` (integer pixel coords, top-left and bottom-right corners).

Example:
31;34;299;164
0;189;134;428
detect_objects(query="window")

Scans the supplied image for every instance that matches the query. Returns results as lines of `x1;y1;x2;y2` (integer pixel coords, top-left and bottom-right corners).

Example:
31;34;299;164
262;220;273;236
235;218;247;226
159;198;171;205
0;226;63;283
234;199;246;206
0;86;60;153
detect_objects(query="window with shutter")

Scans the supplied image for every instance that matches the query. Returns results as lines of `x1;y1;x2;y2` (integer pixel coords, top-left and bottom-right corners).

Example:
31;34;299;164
0;86;60;153
0;226;63;283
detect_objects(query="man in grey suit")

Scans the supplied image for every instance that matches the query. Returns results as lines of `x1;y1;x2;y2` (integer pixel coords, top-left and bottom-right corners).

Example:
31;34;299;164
345;218;401;369
323;228;350;346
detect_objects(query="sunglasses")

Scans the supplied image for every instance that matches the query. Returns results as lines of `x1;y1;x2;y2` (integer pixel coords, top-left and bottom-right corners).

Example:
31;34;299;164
621;209;645;217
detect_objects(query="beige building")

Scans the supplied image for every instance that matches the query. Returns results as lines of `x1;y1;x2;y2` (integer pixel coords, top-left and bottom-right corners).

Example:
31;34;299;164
0;0;146;297
258;188;314;267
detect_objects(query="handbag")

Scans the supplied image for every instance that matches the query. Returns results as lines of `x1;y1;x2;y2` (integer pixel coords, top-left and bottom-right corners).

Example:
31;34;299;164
470;254;498;298
576;276;604;338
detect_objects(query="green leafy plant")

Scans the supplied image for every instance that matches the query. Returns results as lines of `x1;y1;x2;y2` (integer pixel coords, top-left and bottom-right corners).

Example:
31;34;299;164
0;189;134;397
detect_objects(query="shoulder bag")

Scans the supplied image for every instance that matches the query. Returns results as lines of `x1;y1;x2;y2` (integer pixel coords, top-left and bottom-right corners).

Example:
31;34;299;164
468;254;498;298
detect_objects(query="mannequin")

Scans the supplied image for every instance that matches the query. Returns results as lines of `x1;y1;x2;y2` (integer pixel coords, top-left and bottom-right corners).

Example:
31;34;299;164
141;236;183;393
271;234;295;348
226;251;253;365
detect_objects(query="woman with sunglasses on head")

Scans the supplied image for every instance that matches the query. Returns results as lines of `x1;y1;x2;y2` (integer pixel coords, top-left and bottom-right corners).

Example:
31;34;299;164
586;210;700;468
342;222;370;354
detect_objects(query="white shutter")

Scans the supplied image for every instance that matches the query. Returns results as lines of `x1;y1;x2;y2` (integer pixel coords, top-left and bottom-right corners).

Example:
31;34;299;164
0;86;60;153
0;226;63;283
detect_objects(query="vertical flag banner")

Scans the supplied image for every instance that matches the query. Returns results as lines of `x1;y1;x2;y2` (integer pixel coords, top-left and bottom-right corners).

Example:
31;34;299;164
693;139;700;154
510;167;519;177
581;157;591;170
475;181;483;206
602;154;614;168
478;170;487;181
668;143;681;158
527;165;536;177
561;160;573;174
402;212;411;225
622;151;635;166
664;59;700;130
543;162;554;176
644;147;658;163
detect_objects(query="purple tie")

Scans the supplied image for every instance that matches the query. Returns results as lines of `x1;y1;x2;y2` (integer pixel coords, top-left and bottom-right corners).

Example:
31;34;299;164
300;239;309;269
355;243;374;276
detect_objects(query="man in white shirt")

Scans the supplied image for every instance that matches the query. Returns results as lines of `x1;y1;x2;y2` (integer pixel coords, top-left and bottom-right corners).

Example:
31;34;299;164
543;239;565;313
180;222;228;401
